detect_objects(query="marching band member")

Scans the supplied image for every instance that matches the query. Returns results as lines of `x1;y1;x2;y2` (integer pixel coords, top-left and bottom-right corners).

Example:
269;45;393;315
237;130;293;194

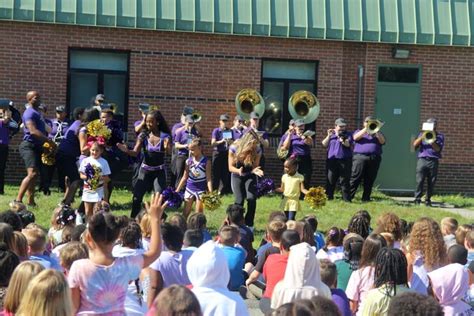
231;115;245;140
174;114;201;187
170;106;194;186
0;102;14;195
350;116;385;202
322;118;353;202
12;91;49;208
279;119;313;189
118;110;171;218
413;118;444;206
211;114;233;195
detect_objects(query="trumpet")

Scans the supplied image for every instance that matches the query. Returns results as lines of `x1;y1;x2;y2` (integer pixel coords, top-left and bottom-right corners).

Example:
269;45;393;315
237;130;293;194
366;119;384;135
421;130;437;144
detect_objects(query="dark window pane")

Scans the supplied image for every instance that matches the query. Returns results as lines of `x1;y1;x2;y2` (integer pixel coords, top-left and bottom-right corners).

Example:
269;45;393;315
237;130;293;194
69;72;98;111
261;81;284;134
378;67;419;83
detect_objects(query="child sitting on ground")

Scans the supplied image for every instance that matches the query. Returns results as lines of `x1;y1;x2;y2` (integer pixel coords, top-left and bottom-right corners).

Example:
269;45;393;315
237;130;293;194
440;217;458;249
217;225;246;291
319;259;351;316
59;241;88;275
22;226;62;271
187;212;212;242
316;227;345;262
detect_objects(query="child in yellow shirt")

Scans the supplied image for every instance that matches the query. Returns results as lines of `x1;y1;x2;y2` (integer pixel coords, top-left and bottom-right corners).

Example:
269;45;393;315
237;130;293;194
275;157;309;220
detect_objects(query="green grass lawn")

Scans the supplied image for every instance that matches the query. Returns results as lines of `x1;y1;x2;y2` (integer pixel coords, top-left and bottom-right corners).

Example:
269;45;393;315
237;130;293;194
2;185;473;246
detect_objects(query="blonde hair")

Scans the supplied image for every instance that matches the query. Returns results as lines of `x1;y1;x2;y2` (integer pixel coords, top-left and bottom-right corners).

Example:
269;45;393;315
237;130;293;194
16;269;73;316
440;217;458;235
59;241;89;271
286;220;304;240
409;217;447;270
375;212;402;241
22;226;47;253
233;132;260;166
12;231;28;258
140;213;152;239
456;224;472;245
380;232;395;248
4;261;44;313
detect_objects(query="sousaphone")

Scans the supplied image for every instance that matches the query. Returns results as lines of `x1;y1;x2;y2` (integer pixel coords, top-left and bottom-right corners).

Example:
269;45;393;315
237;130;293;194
235;89;265;120
288;90;320;124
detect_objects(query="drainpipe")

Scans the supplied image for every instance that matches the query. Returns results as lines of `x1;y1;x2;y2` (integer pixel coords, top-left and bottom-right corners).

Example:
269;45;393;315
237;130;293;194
356;65;364;127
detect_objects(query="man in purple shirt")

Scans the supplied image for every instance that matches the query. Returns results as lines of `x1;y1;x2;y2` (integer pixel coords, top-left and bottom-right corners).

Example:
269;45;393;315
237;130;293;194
211;114;233;195
174;114;200;187
13;91;50;208
350;116;386;202
413;118;444;206
321;118;353;202
231;115;245;140
0;101;13;195
170;106;194;186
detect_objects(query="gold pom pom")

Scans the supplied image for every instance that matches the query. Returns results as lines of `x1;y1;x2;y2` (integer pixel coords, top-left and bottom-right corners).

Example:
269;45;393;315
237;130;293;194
86;120;111;140
304;186;327;209
41;141;57;166
201;191;222;211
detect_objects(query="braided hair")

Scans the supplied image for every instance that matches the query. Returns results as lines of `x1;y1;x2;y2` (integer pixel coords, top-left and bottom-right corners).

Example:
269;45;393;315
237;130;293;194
374;247;408;297
348;214;371;239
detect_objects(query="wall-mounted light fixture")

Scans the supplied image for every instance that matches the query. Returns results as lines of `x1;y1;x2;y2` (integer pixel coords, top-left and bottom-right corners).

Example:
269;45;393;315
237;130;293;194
392;47;410;59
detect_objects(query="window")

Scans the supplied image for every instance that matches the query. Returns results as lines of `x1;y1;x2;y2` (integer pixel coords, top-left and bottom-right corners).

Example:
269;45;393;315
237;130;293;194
67;49;130;124
378;67;419;83
260;60;318;136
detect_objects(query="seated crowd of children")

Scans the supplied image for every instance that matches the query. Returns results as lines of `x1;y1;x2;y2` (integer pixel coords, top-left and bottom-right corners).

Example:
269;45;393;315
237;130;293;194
0;195;474;316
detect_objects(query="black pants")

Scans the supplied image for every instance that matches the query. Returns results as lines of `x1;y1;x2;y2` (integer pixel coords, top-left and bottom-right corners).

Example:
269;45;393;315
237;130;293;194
56;152;80;192
350;154;382;201
103;148;128;198
297;155;312;189
174;155;187;188
415;158;439;202
326;158;352;202
212;151;231;194
0;144;8;193
169;148;178;187
131;168;167;218
259;154;266;169
39;163;55;193
231;173;257;227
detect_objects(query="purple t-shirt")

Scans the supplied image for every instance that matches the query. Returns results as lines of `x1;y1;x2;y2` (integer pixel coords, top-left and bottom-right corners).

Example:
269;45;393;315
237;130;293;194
0;121;9;145
282;133;311;156
212;127;233;152
327;133;353;159
171;122;184;140
331;288;352;316
22;107;47;146
353;130;383;155
149;250;193;287
58;119;81;158
175;128;199;156
49;118;70;143
417;132;444;159
134;119;143;135
231;127;244;140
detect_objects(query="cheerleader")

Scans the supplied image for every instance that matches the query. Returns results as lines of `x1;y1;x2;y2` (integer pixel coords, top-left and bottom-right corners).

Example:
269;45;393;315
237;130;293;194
118;110;171;218
175;138;212;219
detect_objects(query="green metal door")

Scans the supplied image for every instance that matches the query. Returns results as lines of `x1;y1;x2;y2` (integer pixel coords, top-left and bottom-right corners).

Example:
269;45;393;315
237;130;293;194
374;65;421;192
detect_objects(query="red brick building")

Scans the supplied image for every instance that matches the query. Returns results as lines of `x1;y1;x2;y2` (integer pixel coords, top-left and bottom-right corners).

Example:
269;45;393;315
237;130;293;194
1;1;473;195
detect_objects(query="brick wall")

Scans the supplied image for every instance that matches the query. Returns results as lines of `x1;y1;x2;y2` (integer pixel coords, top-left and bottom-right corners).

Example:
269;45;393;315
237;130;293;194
0;21;472;195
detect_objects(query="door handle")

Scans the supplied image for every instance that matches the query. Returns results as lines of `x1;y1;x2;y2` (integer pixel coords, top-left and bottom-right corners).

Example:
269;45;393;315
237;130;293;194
410;135;416;153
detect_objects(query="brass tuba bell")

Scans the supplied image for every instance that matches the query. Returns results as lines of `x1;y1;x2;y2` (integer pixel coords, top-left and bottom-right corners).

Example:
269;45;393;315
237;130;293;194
235;89;265;120
288;91;320;124
191;110;202;123
422;130;437;144
366;119;385;135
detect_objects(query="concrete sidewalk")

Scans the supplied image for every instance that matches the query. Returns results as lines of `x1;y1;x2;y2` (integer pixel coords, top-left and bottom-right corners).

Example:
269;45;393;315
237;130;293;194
390;197;474;220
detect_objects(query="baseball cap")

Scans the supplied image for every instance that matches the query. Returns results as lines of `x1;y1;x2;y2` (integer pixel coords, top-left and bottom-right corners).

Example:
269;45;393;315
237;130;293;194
183;106;194;116
335;118;347;126
250;112;260;119
139;103;150;113
294;119;305;126
55;105;66;113
427;118;437;124
95;94;105;102
289;119;295;126
234;115;244;122
364;116;375;122
219;114;230;121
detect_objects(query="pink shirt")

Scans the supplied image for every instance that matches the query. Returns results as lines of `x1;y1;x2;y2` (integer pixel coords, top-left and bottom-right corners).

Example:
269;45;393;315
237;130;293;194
345;266;375;316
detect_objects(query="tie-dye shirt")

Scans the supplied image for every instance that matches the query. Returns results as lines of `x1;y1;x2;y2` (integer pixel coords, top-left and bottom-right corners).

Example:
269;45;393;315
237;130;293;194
68;255;144;315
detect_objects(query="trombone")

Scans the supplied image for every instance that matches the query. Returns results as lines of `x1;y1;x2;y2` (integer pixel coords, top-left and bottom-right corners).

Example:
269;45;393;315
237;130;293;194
421;130;437;144
366;119;384;135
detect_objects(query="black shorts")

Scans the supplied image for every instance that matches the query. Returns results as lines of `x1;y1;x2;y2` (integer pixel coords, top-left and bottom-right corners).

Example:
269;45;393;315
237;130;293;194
19;141;41;169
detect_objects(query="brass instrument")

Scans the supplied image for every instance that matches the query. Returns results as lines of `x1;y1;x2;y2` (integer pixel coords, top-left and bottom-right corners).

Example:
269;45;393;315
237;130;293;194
191;110;202;123
422;130;437;144
235;89;265;120
288;90;320;124
366;119;384;135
